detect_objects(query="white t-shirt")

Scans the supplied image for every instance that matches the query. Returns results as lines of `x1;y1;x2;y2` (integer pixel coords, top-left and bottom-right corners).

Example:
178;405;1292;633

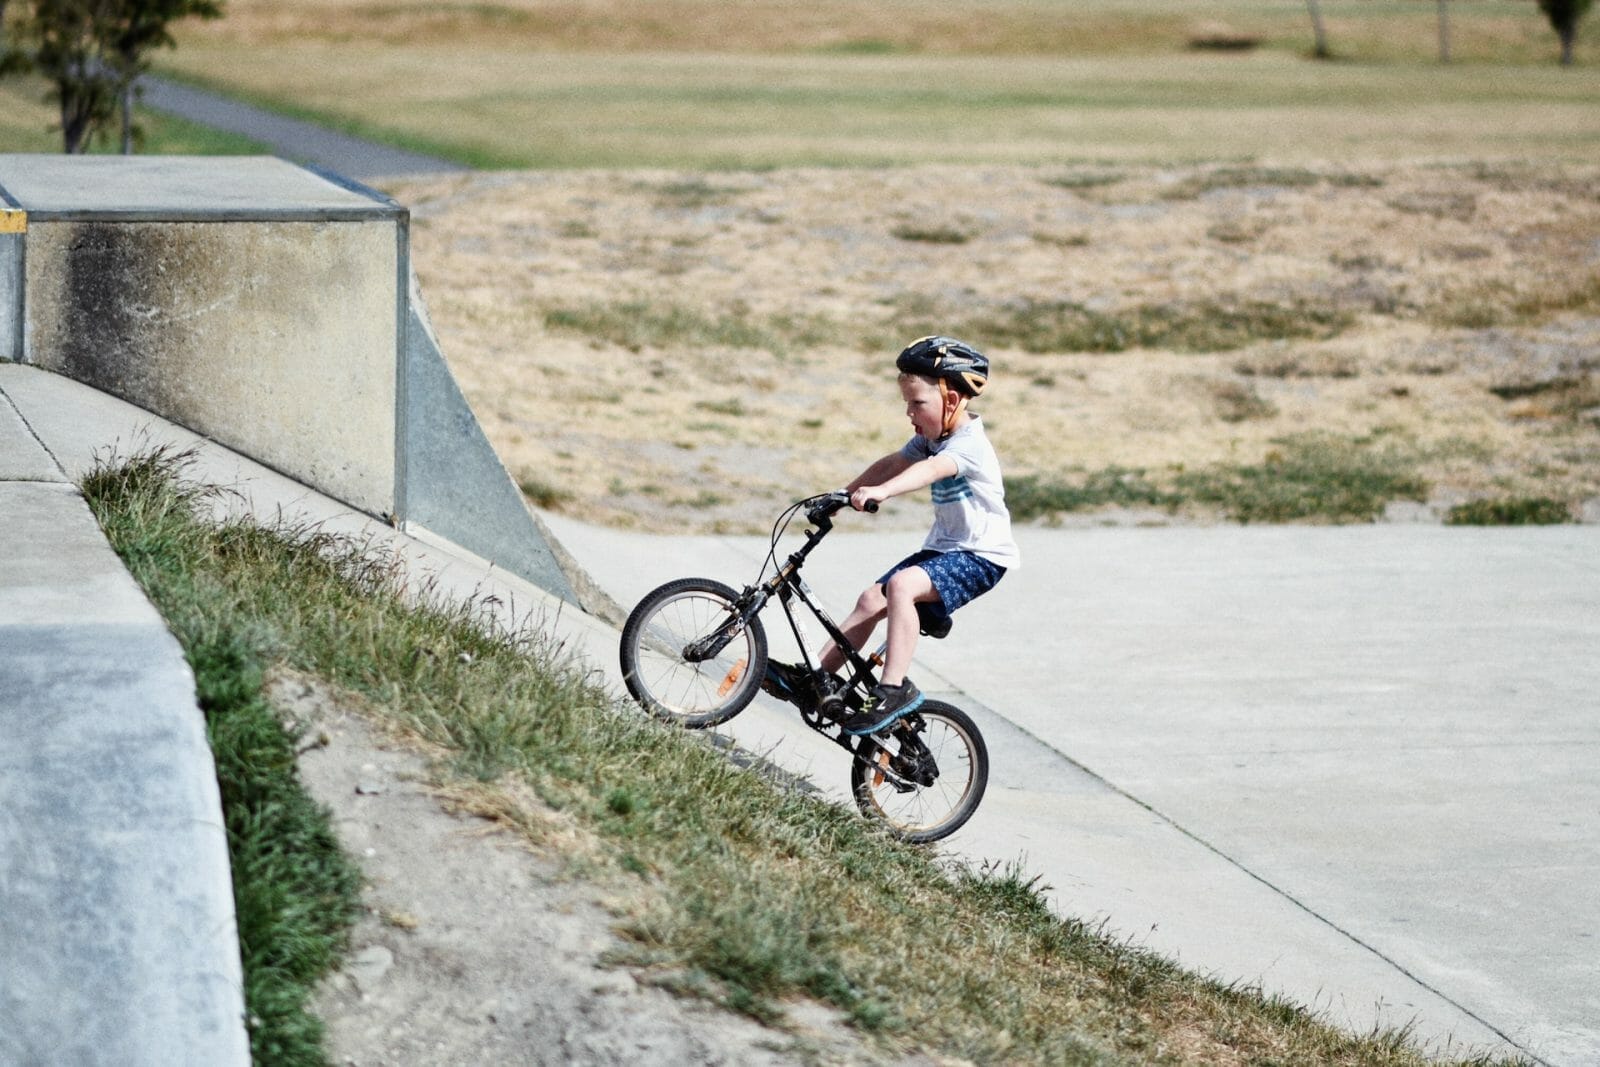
900;417;1020;570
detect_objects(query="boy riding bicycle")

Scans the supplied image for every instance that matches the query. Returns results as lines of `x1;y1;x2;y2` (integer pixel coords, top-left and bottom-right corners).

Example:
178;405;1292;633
766;336;1019;735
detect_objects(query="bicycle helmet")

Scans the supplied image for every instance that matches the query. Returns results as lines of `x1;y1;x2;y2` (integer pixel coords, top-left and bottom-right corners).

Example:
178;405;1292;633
896;335;990;398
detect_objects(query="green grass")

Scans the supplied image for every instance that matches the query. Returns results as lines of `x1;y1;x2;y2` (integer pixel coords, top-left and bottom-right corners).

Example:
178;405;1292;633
76;449;1528;1066
150;39;1600;170
0;78;272;155
1176;433;1430;523
1446;497;1574;525
79;451;362;1066
5;0;1584;169
1007;467;1180;520
889;295;1355;355
543;300;842;355
1007;433;1432;524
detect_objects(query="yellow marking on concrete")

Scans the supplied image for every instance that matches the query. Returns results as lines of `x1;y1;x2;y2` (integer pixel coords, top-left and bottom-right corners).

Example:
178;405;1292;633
0;210;25;235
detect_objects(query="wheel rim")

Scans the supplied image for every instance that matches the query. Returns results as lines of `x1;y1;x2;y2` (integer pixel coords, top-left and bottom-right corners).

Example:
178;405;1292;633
632;591;756;719
860;714;980;837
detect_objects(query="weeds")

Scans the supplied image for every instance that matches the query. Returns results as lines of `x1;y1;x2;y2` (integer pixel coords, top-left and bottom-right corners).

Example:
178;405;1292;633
1446;497;1573;525
1176;432;1429;524
1162;165;1327;199
1212;380;1279;423
890;223;973;244
888;295;1352;354
1007;433;1431;524
1042;171;1124;192
79;449;363;1067
544;300;840;355
518;474;574;510
1428;274;1600;329
1007;468;1177;521
643;177;746;209
81;451;1524;1067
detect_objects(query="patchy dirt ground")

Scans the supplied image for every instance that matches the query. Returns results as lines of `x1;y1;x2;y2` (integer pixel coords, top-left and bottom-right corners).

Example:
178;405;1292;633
271;669;919;1067
383;161;1600;533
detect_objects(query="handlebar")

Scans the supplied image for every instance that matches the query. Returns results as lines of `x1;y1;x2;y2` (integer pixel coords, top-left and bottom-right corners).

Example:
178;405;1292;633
804;491;877;525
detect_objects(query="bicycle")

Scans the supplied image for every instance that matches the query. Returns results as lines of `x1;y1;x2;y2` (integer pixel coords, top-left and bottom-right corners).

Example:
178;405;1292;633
618;491;989;843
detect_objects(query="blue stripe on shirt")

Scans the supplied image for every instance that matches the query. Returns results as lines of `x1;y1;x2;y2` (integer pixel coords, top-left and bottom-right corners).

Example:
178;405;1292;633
931;475;973;504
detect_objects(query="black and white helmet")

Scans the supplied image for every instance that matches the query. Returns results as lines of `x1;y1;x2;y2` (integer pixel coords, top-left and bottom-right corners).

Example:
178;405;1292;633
895;336;990;397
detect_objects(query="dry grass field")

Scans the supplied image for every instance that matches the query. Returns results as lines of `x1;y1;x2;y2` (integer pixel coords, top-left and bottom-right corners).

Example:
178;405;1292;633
7;0;1598;530
151;0;1600;168
385;159;1600;532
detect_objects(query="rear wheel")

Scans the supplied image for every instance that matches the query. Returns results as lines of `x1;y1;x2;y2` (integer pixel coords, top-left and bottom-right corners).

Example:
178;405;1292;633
850;700;988;843
619;577;767;728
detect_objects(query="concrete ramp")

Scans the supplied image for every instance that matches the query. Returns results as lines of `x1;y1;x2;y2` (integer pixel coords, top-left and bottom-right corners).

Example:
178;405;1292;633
0;154;573;602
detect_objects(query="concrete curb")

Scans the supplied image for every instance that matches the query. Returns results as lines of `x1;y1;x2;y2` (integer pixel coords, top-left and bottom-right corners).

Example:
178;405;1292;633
0;388;249;1064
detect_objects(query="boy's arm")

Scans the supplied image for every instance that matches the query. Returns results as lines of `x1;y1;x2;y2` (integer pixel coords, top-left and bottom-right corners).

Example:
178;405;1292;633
851;454;958;511
845;452;913;494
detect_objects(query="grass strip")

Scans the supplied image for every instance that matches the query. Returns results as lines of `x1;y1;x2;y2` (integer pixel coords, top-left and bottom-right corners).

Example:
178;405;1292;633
1007;433;1432;525
887;295;1355;355
1446;497;1574;525
82;449;1524;1066
80;451;362;1066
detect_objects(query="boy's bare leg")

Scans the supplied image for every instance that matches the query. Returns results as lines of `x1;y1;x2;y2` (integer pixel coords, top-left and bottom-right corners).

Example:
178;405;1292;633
818;584;888;674
879;566;937;686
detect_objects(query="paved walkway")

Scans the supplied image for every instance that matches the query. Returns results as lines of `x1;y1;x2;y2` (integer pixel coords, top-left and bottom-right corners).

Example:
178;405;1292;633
140;76;468;179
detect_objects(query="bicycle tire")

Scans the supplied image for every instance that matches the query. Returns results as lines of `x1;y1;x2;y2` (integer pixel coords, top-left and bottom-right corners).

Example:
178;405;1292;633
850;699;988;844
619;577;768;728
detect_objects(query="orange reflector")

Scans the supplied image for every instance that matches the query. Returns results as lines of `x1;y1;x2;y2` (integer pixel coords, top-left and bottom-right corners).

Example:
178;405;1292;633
872;749;890;789
718;658;747;697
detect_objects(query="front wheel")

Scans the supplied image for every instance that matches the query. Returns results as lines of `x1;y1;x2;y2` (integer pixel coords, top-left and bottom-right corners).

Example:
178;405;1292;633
851;700;988;844
619;577;768;728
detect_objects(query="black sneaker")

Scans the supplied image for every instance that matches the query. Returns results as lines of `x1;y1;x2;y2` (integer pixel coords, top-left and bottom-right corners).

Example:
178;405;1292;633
762;660;811;704
838;680;924;735
763;661;843;709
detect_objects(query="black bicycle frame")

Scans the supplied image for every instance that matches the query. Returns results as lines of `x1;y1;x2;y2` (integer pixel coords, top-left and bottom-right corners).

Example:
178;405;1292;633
758;510;882;692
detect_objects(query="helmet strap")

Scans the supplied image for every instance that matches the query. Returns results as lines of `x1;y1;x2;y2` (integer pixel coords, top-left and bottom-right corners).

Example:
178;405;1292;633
938;381;967;439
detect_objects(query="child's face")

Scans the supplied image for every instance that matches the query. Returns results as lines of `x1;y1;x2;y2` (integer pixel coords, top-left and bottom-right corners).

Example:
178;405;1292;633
899;375;946;439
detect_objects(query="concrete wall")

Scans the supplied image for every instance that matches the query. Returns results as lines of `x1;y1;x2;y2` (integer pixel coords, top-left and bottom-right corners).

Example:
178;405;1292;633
0;155;575;602
24;218;398;514
1;197;21;364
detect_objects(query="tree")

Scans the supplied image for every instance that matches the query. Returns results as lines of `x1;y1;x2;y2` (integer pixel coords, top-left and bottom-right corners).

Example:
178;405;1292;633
107;0;222;153
0;0;221;154
6;0;122;153
1437;0;1451;63
1539;0;1593;65
1305;0;1331;59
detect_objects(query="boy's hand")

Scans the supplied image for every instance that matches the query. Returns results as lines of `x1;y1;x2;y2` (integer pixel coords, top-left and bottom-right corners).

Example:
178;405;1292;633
850;486;887;512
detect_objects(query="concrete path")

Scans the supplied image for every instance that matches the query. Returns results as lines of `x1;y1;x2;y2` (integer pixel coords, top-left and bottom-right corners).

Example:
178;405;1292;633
139;76;469;179
542;510;1600;1066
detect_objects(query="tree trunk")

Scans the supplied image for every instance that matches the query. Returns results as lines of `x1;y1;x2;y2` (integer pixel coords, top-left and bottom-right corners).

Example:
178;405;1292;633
120;80;133;153
1437;0;1451;63
1560;25;1576;65
1306;0;1330;58
61;96;89;153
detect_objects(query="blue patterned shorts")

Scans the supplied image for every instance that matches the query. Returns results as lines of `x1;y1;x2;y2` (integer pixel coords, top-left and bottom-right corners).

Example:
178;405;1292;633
878;549;1006;621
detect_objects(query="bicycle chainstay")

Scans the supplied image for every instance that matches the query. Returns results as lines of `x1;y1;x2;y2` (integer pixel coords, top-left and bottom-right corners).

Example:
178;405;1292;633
801;708;939;793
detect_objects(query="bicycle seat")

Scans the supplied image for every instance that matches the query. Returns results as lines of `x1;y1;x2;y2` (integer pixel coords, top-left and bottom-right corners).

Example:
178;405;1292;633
916;602;953;640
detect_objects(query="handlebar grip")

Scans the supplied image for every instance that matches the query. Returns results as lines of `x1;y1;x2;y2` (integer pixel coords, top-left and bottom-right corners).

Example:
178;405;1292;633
863;500;879;513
